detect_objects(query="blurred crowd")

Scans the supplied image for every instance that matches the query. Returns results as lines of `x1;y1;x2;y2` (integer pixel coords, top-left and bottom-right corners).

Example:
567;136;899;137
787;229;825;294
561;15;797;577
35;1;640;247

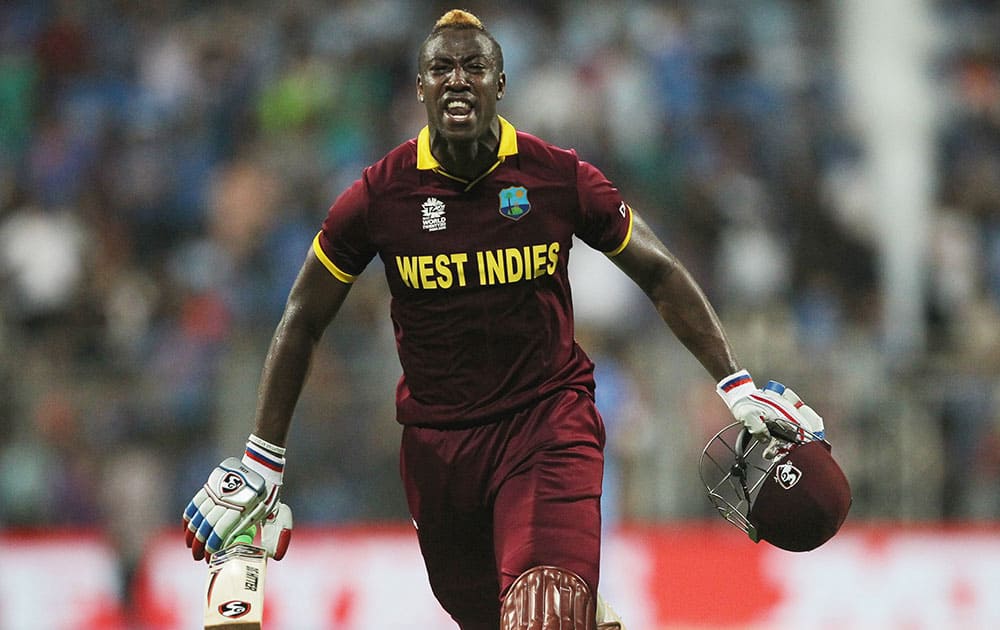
1;0;999;575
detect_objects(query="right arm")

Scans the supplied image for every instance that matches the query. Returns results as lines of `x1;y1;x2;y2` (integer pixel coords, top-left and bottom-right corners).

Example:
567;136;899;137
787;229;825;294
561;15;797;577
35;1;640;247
183;249;351;559
252;249;353;446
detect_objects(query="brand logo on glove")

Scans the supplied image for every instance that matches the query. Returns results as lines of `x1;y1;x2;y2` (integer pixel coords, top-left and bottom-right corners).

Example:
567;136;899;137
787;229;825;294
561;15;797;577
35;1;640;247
220;472;245;495
219;600;251;618
774;461;803;490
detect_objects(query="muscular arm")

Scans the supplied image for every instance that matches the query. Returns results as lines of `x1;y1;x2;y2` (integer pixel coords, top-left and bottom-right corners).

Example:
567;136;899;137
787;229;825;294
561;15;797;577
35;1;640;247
611;210;740;381
252;250;352;446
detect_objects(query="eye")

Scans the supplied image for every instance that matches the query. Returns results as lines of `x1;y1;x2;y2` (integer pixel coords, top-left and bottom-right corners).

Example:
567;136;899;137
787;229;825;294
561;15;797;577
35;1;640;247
427;59;452;76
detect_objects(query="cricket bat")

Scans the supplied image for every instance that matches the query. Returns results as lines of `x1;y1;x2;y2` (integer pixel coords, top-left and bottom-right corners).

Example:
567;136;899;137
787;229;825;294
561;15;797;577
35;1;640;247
204;526;266;629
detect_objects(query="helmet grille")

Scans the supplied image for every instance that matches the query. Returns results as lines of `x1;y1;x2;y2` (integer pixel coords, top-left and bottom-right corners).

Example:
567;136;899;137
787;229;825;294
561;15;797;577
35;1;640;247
698;422;775;541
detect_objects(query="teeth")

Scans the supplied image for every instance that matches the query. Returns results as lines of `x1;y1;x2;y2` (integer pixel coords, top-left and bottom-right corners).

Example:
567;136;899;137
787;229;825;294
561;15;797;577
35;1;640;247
447;101;471;111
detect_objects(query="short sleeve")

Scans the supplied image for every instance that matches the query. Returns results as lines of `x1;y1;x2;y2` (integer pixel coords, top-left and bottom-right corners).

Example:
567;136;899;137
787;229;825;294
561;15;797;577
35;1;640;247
314;176;378;283
574;159;633;256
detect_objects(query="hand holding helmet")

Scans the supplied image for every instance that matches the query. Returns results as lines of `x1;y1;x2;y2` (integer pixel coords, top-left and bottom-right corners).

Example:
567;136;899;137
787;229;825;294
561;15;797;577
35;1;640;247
716;371;826;460
753;380;825;458
701;376;851;552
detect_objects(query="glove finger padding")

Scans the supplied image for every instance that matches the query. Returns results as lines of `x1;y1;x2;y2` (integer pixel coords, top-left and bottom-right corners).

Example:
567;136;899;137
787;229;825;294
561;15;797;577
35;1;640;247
207;508;242;554
776;386;824;436
755;383;825;439
182;456;276;560
752;382;826;459
183;489;208;537
729;398;771;441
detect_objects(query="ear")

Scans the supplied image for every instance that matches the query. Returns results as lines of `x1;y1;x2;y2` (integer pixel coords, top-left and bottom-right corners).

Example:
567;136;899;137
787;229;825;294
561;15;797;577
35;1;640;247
416;75;425;102
496;71;506;101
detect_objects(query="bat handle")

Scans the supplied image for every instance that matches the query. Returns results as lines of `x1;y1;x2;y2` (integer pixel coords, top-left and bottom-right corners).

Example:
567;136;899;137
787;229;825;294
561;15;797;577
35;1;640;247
232;525;257;546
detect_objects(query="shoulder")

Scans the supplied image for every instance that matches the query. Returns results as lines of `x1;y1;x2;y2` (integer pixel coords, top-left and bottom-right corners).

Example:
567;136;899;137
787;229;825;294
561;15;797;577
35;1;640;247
364;138;419;188
511;129;584;183
513;129;616;189
514;130;579;167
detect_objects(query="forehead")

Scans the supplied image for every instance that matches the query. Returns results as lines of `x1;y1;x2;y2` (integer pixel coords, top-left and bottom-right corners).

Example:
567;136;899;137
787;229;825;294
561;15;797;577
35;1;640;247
421;29;496;63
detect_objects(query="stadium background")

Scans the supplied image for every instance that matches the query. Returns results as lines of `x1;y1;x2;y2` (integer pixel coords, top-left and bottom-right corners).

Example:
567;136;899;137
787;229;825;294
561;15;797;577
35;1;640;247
1;0;999;628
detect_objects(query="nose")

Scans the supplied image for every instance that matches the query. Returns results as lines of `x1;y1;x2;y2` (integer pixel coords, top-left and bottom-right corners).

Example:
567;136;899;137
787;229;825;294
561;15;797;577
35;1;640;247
446;67;470;89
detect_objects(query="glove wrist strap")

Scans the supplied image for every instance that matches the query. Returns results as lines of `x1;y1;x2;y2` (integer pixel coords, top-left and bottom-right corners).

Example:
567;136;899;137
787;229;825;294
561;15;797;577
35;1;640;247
716;369;757;409
248;433;286;456
243;434;285;486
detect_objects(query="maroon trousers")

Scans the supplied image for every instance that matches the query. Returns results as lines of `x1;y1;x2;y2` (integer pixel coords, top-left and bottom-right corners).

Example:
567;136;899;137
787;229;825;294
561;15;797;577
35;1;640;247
400;389;606;629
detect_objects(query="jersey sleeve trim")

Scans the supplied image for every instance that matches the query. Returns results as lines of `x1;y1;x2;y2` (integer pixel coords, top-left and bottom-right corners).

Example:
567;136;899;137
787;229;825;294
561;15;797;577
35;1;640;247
312;232;358;284
604;204;634;257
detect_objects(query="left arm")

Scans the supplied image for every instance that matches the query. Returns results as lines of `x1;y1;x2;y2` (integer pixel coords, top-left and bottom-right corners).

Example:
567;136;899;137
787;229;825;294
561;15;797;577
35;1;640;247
610;210;739;381
610;208;823;449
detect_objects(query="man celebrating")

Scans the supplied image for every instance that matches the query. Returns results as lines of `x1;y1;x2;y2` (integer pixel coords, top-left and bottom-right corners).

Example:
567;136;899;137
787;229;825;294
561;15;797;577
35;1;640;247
184;9;806;629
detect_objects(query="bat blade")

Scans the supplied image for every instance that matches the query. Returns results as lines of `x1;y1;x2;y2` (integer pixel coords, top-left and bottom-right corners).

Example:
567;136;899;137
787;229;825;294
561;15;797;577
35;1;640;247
203;543;267;630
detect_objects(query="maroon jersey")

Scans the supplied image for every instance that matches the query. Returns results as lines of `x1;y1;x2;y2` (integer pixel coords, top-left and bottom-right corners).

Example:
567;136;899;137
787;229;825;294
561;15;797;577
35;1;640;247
314;117;633;426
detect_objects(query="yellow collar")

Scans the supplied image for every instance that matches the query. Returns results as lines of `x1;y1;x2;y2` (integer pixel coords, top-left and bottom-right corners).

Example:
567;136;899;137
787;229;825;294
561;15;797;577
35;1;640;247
416;116;518;172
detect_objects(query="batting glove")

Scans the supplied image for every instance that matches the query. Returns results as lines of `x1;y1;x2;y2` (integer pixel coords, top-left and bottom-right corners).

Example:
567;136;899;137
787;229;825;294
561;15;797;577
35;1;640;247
183;434;285;560
754;380;825;458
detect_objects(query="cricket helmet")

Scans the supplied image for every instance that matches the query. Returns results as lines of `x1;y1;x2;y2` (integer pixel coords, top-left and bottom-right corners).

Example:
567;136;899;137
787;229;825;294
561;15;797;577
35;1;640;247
699;421;852;552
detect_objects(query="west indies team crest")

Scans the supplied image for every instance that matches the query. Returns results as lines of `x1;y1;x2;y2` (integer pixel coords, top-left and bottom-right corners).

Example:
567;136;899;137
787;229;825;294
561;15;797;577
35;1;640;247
499;186;531;220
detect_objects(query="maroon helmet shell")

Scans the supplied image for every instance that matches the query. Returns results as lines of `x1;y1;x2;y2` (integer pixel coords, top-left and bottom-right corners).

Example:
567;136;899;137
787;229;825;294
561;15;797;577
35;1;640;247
749;441;852;552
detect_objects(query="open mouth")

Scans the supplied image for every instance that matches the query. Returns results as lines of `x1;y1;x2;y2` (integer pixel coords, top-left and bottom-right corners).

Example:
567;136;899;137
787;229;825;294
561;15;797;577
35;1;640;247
443;98;475;122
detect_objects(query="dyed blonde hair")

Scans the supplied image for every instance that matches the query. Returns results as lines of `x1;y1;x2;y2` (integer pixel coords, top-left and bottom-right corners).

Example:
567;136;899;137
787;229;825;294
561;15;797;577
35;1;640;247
420;8;504;70
433;9;485;32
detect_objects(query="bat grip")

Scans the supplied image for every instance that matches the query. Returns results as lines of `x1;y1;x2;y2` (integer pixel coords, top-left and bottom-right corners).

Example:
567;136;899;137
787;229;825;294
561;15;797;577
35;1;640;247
231;525;257;546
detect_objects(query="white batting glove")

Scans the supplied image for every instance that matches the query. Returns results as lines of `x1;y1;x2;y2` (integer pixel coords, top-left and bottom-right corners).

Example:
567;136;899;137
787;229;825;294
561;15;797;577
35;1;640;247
183;434;285;560
754;380;825;458
717;369;771;443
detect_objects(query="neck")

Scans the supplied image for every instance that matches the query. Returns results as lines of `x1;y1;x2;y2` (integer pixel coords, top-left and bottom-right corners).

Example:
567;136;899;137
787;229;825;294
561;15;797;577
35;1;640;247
430;119;501;180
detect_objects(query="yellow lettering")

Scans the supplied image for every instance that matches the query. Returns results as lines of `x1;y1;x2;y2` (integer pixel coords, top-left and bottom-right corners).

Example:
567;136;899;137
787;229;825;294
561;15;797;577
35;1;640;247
532;244;548;278
486;250;505;285
522;246;533;279
399;245;562;289
451;253;469;287
476;251;486;286
435;254;453;288
547;242;560;274
418;255;436;289
505;247;523;282
397;256;420;288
